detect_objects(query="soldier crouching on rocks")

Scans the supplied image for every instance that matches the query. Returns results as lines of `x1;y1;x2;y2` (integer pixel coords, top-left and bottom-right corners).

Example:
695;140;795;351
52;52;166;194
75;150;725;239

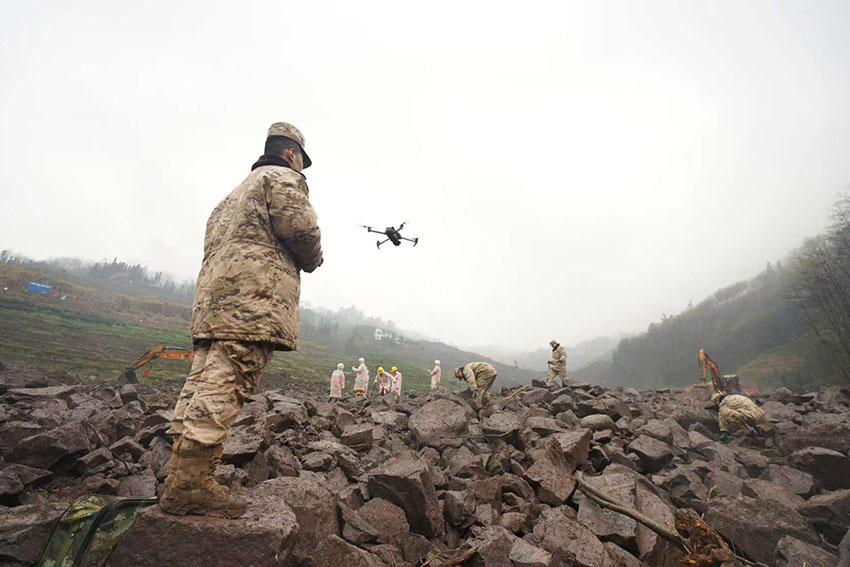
455;362;498;407
161;122;323;519
711;391;765;442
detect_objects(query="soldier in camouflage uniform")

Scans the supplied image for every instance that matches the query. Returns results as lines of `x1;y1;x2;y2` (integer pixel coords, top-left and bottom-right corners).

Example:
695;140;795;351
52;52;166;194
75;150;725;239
711;392;765;440
161;122;322;519
455;362;498;406
546;339;567;385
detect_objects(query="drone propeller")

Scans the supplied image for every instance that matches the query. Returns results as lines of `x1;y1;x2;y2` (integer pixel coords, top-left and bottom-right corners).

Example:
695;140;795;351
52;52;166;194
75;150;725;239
398;221;407;230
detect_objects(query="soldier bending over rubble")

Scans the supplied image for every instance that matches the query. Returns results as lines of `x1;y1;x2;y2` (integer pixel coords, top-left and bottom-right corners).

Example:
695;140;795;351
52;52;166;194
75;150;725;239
455;362;498;407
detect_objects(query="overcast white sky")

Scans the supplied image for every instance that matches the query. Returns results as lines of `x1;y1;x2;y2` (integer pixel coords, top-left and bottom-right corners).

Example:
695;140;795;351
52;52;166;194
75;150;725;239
1;1;849;351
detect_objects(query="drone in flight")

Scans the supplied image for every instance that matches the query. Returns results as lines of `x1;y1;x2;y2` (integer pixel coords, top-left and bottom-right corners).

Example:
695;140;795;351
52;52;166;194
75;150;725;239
361;222;419;249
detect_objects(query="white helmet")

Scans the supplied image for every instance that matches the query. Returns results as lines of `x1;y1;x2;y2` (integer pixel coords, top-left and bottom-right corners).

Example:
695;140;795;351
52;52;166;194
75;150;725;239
337;363;344;370
434;360;440;365
358;357;365;363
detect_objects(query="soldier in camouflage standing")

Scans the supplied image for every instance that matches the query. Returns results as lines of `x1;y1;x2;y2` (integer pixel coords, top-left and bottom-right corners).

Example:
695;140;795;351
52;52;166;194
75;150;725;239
161;122;323;518
546;339;567;386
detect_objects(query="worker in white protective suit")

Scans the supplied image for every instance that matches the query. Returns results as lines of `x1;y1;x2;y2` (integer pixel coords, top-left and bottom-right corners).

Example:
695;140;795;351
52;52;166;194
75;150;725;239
430;360;441;390
330;363;345;399
374;367;392;395
711;392;765;441
352;357;369;396
390;367;403;396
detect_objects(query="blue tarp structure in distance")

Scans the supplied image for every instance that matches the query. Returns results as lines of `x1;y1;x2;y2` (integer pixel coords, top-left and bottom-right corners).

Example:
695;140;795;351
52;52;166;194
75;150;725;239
26;282;52;295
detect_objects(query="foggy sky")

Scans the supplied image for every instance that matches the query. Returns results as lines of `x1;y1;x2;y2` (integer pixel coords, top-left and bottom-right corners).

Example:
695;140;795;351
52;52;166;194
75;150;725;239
1;1;849;352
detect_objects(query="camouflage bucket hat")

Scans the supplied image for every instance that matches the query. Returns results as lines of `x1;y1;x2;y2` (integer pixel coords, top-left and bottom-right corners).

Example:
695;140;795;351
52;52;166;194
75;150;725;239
267;122;312;168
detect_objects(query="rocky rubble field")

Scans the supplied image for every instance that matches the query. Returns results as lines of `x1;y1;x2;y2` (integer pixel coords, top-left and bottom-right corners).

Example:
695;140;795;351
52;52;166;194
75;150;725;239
1;364;849;567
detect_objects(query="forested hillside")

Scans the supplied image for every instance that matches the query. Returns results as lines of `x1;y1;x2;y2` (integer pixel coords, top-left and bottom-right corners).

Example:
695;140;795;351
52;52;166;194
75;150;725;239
584;192;850;392
592;263;810;391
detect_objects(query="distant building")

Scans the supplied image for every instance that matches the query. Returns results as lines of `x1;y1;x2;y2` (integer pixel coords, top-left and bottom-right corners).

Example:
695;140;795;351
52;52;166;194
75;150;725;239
374;327;398;342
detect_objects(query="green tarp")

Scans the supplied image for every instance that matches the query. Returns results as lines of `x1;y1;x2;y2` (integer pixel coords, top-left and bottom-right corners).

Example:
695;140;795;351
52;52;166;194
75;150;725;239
38;494;157;567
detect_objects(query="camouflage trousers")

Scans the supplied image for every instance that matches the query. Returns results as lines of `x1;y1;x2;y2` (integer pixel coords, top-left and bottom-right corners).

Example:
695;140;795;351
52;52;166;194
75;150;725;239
471;374;496;405
546;366;566;385
168;340;274;446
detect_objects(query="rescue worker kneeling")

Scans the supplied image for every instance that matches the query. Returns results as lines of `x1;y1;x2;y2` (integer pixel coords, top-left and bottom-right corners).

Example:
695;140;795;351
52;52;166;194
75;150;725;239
711;392;765;441
455;362;498;406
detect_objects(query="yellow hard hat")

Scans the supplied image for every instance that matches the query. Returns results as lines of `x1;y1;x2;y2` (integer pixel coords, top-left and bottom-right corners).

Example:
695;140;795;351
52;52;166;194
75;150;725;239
378;367;384;373
391;366;398;372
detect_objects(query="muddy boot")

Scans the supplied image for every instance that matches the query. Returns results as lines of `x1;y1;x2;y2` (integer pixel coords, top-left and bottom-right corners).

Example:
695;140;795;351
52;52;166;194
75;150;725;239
159;438;247;518
208;443;232;495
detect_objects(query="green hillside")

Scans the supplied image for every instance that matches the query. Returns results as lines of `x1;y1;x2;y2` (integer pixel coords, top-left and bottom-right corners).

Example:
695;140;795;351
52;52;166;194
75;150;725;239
0;263;542;393
576;262;825;392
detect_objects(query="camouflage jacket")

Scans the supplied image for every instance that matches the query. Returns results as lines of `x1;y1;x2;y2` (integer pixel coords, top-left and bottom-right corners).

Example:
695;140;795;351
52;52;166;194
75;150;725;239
549;344;567;372
462;362;498;391
191;164;323;350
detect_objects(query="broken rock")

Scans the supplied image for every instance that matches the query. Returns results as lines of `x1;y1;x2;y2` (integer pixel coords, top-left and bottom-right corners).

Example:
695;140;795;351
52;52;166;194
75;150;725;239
7;422;89;470
759;464;815;497
359;497;410;546
774;536;837;567
788;446;850;490
408;398;471;448
627;435;672;473
578;471;638;551
0;502;65;566
254;477;339;564
367;452;444;537
107;493;299;567
704;495;820;565
523;459;576;505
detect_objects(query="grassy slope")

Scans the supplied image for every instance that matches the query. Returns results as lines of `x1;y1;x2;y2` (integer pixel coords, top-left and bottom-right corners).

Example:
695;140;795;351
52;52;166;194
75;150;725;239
0;265;541;393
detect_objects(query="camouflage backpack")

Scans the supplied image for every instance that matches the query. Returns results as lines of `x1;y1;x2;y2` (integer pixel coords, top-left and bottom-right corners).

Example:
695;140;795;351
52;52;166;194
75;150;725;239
38;495;157;567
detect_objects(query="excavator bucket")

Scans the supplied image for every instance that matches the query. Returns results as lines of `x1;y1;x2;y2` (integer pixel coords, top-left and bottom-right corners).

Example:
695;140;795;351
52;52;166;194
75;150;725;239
120;368;139;384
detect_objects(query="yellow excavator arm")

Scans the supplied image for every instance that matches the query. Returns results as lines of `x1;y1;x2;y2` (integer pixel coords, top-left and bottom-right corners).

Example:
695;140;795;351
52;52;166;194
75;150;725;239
120;344;194;383
699;348;722;391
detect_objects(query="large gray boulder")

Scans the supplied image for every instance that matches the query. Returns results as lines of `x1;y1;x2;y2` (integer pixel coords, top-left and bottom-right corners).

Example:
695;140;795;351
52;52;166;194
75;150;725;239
408;398;471;448
523;459;576;505
759;464;815;497
577;471;638;551
774;536;837;567
482;412;522;442
627;435;671;473
106;492;299;567
7;422;89;470
533;506;609;567
551;429;592;471
799;489;850;544
777;413;850;455
0;503;65;567
705;496;820;565
312;535;385;567
742;479;806;510
789;446;850;490
252;477;339;564
358;498;409;547
367;452;444;537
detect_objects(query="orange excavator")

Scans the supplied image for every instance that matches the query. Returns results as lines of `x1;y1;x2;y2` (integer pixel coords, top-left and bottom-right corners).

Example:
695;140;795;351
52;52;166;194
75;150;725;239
120;344;194;383
693;349;742;393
